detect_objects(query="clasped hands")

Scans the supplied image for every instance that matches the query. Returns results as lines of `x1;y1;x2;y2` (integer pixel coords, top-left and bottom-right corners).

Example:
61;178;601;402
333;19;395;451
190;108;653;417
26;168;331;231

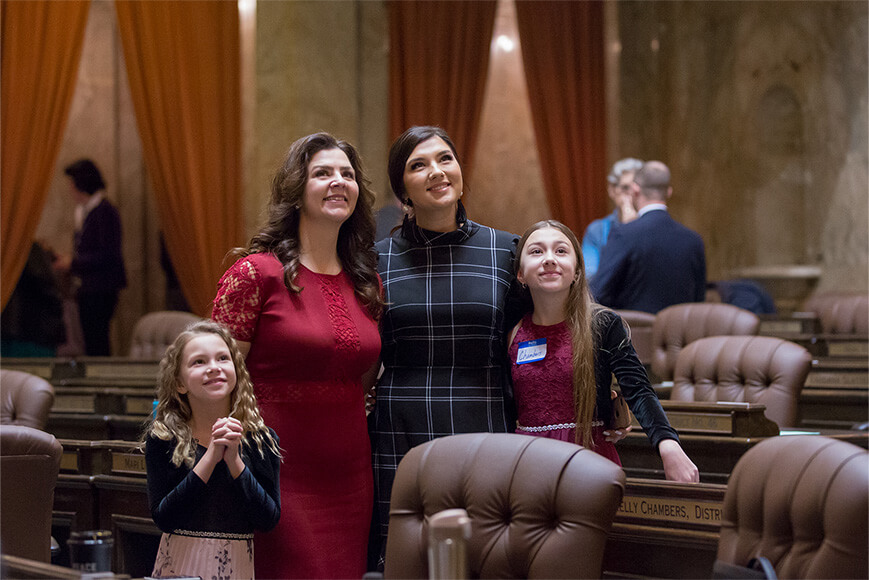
197;417;246;480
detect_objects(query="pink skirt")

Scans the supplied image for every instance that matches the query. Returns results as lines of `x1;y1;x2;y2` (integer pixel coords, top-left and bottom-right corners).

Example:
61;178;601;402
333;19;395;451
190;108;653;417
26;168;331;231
151;531;255;579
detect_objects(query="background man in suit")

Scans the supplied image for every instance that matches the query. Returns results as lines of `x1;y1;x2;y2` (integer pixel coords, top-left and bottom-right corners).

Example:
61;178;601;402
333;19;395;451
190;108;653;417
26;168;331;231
589;160;706;314
56;159;127;356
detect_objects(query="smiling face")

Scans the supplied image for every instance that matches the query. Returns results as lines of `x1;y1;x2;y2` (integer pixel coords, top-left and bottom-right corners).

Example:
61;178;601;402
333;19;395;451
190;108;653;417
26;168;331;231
177;333;237;406
517;227;580;296
300;147;359;226
402;136;464;226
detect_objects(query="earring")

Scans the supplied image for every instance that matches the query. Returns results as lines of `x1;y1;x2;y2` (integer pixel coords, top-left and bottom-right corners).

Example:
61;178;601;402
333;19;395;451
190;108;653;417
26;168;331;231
459;191;464;198
294;203;300;210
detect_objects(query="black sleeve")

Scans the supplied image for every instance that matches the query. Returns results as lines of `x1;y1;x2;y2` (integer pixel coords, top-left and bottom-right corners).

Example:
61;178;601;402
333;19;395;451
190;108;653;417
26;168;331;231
145;435;206;533
598;311;680;449
233;430;281;531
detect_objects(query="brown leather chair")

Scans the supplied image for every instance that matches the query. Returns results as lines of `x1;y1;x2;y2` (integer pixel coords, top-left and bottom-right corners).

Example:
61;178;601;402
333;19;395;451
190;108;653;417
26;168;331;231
672;335;811;428
716;435;868;579
803;292;868;334
0;370;55;430
651;303;761;382
384;433;626;579
128;310;202;358
615;309;656;365
0;425;63;563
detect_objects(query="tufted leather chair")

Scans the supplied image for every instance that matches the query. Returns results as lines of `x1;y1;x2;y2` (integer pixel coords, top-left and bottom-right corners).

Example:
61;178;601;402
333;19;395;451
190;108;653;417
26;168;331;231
802;292;868;334
384;432;626;579
672;335;811;428
615;309;656;365
716;435;868;579
0;370;55;430
128;311;202;358
651;303;761;382
0;425;63;562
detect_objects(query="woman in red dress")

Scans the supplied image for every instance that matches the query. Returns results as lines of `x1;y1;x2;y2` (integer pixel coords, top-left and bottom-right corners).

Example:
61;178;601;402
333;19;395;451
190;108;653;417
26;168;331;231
213;133;383;579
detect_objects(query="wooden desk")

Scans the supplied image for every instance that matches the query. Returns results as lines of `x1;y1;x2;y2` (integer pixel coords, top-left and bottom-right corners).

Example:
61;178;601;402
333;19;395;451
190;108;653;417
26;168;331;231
604;479;726;579
1;357;160;382
53;384;155;416
800;357;868;429
48;413;148;441
54;440;157;578
619;401;868;483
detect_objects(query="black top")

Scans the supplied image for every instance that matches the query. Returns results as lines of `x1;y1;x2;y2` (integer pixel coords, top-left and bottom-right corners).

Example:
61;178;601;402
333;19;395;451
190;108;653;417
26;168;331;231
72;198;127;293
592;309;679;447
145;430;281;535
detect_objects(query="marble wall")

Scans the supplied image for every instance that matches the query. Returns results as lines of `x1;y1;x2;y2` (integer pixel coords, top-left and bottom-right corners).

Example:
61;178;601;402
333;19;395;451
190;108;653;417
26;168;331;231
30;0;867;349
613;0;868;293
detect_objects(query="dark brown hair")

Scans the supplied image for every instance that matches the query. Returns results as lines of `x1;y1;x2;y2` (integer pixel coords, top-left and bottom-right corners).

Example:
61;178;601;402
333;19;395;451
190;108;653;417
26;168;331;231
232;132;383;319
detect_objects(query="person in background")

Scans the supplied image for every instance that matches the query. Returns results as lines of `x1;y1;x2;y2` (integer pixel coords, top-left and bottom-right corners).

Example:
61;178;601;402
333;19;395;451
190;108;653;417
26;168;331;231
0;241;66;356
145;320;281;580
510;220;699;482
590;160;706;314
581;157;643;277
56;159;127;356
212;132;382;579
369;125;520;569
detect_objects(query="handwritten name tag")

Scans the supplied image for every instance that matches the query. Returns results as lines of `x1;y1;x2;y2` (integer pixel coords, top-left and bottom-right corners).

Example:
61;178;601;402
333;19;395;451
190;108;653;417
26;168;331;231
516;338;547;364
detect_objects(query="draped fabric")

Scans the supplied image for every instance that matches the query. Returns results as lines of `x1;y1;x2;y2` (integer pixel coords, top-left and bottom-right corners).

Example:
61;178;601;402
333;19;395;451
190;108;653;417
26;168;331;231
515;0;608;236
115;0;242;317
388;0;496;178
0;0;90;309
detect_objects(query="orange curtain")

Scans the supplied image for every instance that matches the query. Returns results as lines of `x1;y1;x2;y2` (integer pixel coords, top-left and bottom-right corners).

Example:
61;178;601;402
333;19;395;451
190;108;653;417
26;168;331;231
115;0;242;317
0;0;90;309
515;0;607;236
388;0;496;177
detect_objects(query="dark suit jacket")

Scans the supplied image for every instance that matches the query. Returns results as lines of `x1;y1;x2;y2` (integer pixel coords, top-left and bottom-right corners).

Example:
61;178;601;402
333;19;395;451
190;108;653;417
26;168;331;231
589;209;706;314
71;198;127;293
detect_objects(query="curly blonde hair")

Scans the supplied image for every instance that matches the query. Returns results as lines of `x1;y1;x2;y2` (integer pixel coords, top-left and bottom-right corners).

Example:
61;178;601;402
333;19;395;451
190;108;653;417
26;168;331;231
147;320;281;468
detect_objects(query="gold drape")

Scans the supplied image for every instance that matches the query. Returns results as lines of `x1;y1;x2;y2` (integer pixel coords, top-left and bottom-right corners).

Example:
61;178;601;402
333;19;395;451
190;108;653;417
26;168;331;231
115;0;242;317
387;0;497;179
515;0;608;236
1;0;90;308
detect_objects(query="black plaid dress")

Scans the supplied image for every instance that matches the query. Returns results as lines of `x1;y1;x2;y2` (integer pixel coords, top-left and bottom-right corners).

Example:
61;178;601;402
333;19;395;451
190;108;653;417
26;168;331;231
369;207;518;556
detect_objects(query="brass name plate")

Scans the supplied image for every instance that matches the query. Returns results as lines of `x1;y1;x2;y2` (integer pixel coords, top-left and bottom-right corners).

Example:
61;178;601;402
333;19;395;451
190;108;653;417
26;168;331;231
2;364;52;378
617;495;722;525
827;341;869;358
60;450;79;472
663;412;733;434
125;397;155;415
761;320;803;334
54;394;96;412
87;363;158;379
112;452;146;475
806;371;868;387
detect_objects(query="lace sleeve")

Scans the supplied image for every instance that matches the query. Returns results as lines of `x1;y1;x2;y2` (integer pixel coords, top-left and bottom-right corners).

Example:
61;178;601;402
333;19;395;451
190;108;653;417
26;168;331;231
212;257;263;342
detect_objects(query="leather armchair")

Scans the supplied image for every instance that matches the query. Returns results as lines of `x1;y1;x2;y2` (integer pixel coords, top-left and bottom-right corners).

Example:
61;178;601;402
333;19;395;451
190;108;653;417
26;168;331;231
384;433;626;579
651;303;761;382
803;292;868;334
716;435;868;579
128;311;201;358
672;335;811;428
0;425;63;562
0;370;55;430
615;309;656;365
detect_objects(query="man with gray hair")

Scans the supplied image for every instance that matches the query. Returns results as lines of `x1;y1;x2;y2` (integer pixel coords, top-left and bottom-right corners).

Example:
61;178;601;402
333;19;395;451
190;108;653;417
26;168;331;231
589;160;706;314
581;157;643;277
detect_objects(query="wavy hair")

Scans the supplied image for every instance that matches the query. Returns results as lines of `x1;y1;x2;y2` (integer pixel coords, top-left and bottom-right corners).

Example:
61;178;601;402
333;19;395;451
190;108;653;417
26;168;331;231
147;320;281;468
515;220;607;448
230;132;383;319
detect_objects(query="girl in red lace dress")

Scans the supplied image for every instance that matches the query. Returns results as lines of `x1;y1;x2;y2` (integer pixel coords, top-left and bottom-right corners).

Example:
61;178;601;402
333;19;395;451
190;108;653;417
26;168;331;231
212;133;383;578
509;220;699;482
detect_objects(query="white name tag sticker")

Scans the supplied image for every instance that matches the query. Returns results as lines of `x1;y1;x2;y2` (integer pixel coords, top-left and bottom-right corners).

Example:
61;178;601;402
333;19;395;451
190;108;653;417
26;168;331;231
516;338;547;364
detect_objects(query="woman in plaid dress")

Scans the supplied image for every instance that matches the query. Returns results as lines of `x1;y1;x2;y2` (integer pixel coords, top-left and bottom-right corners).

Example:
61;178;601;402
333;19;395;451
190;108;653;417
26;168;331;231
368;126;519;568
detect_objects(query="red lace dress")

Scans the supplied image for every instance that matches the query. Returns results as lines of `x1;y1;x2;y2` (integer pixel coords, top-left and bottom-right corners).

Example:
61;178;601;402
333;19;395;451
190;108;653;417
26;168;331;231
213;253;380;579
509;316;621;465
